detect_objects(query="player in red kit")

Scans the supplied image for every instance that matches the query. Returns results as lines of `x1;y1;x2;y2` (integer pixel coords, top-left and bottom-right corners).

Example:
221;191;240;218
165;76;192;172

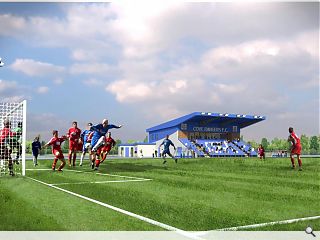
44;130;67;171
288;127;302;171
67;121;81;167
94;132;116;171
257;144;265;160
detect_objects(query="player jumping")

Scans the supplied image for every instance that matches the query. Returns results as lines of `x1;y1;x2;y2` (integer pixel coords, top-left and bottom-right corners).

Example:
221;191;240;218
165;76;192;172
160;135;178;164
67;121;81;167
287;127;302;171
90;119;122;169
94;132;116;171
44;130;67;171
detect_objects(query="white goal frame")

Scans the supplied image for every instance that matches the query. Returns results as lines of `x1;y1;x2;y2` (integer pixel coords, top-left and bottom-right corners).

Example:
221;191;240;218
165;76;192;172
0;100;27;176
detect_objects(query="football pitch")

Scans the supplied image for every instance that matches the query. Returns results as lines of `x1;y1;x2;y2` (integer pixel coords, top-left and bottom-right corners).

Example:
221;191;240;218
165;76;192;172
0;157;319;232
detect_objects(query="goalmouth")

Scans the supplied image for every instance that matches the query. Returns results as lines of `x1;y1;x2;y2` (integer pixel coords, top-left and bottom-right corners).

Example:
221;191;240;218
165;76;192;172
0;100;27;176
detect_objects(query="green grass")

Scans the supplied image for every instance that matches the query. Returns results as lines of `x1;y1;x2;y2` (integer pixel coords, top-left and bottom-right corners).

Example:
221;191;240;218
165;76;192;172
0;157;319;231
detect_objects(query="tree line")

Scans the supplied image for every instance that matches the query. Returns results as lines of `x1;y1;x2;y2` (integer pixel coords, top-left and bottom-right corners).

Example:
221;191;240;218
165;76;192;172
246;134;320;155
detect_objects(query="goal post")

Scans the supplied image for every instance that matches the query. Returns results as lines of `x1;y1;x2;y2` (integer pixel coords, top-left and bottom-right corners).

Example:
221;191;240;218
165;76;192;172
0;100;27;176
22;100;27;176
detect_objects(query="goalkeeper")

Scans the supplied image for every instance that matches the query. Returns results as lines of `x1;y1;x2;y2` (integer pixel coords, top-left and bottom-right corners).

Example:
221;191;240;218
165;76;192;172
12;121;22;164
0;120;16;176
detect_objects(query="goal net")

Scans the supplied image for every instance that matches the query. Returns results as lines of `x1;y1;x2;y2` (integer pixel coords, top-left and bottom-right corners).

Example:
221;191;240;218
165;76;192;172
0;100;27;176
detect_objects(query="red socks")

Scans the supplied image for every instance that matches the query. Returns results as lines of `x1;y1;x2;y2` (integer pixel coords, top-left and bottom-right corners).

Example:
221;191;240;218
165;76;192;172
290;157;295;167
95;159;101;168
52;158;58;170
68;154;72;165
68;153;77;166
291;157;302;168
58;161;66;171
73;154;76;166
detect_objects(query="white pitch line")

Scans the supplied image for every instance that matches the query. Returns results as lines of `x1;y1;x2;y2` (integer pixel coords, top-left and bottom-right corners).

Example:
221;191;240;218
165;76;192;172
27;176;202;240
66;169;151;180
51;179;152;186
26;168;152;181
213;215;320;231
26;169;53;171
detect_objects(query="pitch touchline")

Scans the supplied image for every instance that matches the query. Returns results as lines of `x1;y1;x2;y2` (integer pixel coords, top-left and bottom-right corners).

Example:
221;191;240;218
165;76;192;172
192;215;320;237
50;179;152;186
216;215;320;231
27;177;202;240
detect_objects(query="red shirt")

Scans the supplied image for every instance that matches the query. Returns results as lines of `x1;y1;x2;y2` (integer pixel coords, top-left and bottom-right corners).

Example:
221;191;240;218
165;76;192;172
103;137;116;152
68;127;81;142
0;127;15;143
290;131;301;146
258;147;265;155
47;137;66;152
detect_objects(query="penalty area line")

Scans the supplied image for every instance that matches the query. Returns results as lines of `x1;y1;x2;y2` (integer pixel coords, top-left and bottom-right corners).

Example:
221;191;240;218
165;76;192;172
26;176;202;240
26;168;152;181
50;179;152;186
66;169;151;180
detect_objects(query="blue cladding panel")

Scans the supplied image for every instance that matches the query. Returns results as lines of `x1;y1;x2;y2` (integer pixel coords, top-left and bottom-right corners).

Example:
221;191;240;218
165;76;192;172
148;127;179;143
125;147;129;157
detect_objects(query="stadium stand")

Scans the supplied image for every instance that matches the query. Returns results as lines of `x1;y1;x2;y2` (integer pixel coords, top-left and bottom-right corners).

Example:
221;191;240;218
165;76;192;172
120;112;265;158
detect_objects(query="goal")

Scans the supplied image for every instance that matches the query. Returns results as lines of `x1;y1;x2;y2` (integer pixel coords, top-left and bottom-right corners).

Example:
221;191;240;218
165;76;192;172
0;100;27;176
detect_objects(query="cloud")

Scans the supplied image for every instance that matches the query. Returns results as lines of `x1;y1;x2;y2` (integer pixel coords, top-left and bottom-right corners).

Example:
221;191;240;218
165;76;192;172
106;80;153;102
168;80;187;94
27;112;67;141
36;86;49;94
53;78;64;85
106;31;317;101
0;79;18;93
0;14;26;37
1;3;318;58
70;62;117;76
200;32;318;82
10;59;65;77
83;78;104;87
0;79;29;102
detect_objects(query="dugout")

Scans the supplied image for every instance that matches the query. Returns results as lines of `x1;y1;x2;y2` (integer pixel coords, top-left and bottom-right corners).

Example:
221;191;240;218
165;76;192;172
146;112;265;158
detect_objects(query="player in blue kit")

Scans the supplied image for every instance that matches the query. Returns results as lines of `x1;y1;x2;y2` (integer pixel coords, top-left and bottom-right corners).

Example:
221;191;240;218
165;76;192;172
79;122;93;166
160;135;178;164
90;119;122;168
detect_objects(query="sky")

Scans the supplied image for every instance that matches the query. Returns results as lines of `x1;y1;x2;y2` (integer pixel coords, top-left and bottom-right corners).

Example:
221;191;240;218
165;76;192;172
0;2;319;143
